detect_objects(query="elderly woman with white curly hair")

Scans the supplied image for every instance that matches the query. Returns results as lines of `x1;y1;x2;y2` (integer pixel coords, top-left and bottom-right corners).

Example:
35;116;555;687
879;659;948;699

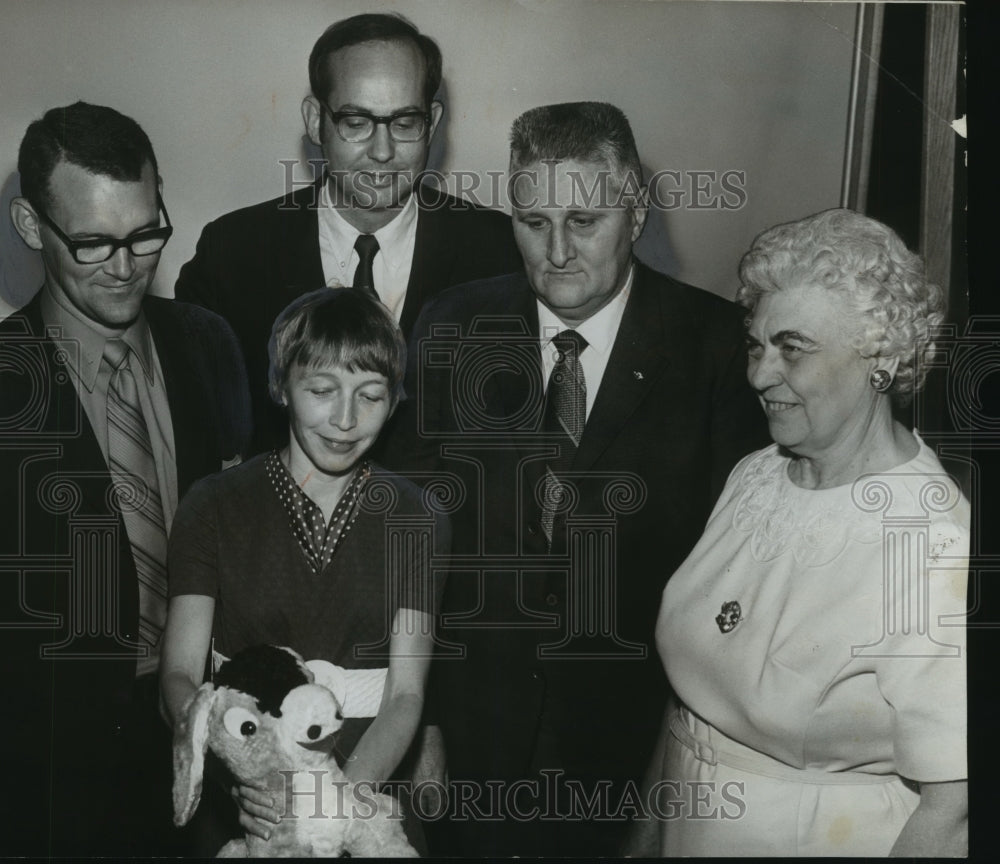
640;209;968;857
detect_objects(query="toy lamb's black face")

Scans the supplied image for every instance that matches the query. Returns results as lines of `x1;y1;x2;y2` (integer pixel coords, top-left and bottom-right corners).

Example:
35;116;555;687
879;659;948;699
173;646;345;827
208;646;344;783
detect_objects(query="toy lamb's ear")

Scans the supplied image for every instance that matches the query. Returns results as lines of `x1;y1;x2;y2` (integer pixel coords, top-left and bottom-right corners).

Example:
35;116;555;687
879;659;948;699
305;658;346;705
172;683;216;827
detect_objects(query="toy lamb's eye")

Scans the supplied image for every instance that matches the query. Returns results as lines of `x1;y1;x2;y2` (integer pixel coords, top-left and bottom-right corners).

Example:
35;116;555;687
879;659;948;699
223;706;260;740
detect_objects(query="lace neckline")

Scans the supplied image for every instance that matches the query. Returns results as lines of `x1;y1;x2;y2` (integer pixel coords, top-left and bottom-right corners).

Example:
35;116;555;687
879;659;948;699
730;441;931;566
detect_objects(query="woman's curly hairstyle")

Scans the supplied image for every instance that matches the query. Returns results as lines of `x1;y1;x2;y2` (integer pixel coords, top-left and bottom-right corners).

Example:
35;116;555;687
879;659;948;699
736;208;945;402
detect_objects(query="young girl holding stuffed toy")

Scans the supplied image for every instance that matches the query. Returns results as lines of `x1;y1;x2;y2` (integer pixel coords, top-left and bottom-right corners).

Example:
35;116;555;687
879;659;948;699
160;286;448;853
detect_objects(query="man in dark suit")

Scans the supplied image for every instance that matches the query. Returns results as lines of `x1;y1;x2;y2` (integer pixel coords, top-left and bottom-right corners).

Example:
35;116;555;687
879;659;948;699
401;102;768;856
174;13;520;458
0;102;250;856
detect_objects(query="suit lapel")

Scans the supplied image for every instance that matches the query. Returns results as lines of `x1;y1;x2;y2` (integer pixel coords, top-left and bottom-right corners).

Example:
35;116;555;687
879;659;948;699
493;276;544;430
486;281;548;538
16;295;115;507
144;299;205;496
573;264;672;473
400;187;458;334
280;180;325;302
50;340;110;486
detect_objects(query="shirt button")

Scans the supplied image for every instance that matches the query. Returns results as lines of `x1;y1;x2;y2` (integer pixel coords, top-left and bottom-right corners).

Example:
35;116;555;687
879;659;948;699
546;593;559;607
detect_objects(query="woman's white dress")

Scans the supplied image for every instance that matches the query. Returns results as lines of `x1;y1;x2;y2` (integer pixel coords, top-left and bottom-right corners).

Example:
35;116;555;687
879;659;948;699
656;436;968;856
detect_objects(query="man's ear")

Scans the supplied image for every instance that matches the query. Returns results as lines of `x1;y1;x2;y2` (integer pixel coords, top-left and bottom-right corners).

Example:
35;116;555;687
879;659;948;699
10;197;43;251
302;96;323;148
427;100;444;142
630;186;650;243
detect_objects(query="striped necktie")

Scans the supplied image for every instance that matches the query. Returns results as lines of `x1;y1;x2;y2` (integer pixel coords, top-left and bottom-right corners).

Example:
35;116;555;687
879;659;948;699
104;338;168;650
353;234;380;302
540;329;587;545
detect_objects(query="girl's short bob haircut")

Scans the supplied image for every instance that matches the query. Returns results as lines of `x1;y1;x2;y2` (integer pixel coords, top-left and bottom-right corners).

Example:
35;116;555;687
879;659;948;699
267;286;407;405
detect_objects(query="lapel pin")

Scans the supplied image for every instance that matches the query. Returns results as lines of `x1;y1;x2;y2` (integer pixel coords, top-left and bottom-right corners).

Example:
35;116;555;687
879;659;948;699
633;370;644;380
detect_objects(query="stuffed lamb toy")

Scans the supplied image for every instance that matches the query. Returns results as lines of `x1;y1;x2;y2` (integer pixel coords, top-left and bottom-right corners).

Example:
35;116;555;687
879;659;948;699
172;644;416;857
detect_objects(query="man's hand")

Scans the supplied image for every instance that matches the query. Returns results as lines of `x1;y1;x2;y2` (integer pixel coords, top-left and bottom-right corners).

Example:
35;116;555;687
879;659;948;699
232;784;281;841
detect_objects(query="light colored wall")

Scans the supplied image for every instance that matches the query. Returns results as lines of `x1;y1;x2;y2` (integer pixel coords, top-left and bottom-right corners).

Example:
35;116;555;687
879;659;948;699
0;0;856;309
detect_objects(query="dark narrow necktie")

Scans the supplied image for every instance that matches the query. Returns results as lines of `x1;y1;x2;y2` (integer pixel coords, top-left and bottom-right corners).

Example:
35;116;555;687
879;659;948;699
353;234;380;302
540;329;588;544
104;338;169;649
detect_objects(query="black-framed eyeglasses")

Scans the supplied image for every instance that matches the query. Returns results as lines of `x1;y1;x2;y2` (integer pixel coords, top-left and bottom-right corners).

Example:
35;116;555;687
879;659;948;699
36;194;173;265
322;104;431;143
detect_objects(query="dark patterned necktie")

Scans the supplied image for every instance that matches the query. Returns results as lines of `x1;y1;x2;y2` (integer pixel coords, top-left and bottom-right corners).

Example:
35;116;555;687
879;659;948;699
540;329;588;544
353;234;380;301
104;338;168;649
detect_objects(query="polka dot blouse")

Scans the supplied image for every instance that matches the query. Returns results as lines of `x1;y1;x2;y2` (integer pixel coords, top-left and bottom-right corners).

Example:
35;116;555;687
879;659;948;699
265;451;371;575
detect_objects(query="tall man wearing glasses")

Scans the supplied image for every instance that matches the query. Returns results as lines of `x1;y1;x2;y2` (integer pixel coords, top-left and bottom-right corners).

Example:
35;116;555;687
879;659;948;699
0;101;250;855
175;12;520;457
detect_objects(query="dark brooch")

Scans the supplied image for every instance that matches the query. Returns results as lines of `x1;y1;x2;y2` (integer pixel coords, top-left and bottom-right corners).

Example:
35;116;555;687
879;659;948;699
715;601;743;633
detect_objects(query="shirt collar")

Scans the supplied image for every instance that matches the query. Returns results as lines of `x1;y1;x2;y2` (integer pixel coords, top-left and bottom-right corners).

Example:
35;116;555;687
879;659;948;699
318;183;418;273
536;262;634;357
39;284;154;391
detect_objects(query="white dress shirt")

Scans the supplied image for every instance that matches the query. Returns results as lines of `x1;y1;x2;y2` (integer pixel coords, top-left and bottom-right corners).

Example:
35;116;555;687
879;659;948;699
536;263;635;419
40;285;179;532
317;184;418;323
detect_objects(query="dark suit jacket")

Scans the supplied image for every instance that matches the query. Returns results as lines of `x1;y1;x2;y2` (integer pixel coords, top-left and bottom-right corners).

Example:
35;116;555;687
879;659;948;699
174;180;522;458
399;263;769;796
0;293;251;855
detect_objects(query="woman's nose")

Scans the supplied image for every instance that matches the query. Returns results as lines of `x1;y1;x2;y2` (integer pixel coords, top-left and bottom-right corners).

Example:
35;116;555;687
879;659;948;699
747;348;780;392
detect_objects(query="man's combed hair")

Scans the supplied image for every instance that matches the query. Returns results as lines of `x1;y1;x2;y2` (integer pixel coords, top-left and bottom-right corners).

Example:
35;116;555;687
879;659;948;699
509;102;643;190
737;208;946;401
268;286;407;405
308;12;443;107
17;101;158;212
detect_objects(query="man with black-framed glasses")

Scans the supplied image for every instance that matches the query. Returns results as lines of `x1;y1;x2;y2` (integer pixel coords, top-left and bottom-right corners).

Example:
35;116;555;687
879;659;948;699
32;191;173;265
1;101;251;856
175;12;521;460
